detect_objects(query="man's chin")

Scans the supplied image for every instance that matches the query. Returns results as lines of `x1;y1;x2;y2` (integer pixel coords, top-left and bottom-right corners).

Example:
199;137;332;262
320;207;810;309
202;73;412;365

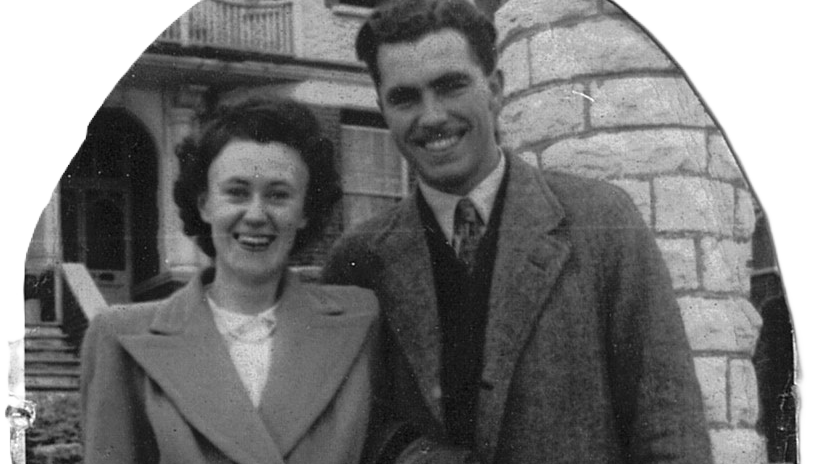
420;171;473;195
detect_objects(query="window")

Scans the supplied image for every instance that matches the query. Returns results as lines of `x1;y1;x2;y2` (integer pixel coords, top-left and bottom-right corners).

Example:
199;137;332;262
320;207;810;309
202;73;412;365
327;0;380;17
340;110;409;228
339;0;380;6
329;0;380;7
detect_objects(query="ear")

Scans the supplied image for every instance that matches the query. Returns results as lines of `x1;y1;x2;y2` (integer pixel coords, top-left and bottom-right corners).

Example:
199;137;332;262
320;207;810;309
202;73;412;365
298;213;308;230
487;69;504;115
197;192;211;223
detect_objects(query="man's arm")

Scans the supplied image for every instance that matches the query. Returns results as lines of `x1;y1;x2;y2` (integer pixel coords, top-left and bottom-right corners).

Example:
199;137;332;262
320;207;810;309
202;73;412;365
602;188;713;463
322;233;377;288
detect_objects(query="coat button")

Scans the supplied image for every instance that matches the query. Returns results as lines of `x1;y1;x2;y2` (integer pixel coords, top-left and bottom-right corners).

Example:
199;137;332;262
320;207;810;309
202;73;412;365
431;386;442;400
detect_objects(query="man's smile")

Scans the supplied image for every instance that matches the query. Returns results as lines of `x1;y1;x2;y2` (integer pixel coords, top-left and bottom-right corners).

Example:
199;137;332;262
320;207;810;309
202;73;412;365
411;127;468;153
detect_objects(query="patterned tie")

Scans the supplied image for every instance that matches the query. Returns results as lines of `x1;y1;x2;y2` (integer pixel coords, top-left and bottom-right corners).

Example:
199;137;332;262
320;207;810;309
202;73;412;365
453;198;484;272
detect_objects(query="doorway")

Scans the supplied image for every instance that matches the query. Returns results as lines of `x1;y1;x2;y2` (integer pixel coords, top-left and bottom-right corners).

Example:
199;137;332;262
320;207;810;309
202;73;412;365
60;108;159;304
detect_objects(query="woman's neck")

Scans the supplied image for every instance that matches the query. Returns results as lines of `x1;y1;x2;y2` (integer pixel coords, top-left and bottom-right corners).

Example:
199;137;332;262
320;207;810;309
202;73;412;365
208;269;284;315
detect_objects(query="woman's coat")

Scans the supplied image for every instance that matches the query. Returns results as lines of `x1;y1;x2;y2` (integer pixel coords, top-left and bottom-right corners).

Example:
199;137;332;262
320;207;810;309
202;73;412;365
81;269;379;464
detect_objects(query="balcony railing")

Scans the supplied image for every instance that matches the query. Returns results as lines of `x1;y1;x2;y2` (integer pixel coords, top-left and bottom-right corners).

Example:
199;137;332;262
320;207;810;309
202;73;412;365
157;0;295;56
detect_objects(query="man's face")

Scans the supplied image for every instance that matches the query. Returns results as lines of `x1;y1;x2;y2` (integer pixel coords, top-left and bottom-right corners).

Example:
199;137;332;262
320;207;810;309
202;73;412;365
376;29;503;196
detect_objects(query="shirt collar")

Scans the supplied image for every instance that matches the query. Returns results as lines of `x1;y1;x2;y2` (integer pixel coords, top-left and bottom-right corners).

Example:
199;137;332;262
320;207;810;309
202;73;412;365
205;291;279;338
418;149;506;243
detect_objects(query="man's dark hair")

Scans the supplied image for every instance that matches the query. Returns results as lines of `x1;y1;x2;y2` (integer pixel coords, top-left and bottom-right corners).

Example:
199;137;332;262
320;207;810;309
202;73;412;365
173;98;342;258
355;0;498;85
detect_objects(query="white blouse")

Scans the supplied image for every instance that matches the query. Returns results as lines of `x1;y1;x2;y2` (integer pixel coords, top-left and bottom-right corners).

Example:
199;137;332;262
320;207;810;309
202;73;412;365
206;294;279;407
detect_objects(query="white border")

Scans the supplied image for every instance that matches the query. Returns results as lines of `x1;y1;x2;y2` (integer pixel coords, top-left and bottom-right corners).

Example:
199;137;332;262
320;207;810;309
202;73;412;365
618;2;823;462
1;2;196;463
3;1;821;462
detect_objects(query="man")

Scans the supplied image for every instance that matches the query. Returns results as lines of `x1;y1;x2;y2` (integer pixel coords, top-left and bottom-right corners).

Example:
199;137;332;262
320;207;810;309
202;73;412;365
323;1;713;462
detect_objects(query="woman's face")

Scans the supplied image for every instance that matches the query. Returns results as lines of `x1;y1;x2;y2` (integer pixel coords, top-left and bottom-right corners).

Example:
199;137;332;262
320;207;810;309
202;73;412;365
198;139;309;285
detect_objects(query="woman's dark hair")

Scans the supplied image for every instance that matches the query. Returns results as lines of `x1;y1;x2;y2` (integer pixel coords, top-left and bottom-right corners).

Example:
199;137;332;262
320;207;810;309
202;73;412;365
355;0;498;85
173;98;342;258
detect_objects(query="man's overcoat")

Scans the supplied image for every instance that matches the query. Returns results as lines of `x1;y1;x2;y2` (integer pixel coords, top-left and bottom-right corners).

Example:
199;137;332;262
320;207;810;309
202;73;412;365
323;156;713;463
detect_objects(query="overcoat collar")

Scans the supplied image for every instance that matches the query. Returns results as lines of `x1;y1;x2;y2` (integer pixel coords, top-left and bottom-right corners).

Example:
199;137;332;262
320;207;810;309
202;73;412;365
376;155;571;450
118;269;373;464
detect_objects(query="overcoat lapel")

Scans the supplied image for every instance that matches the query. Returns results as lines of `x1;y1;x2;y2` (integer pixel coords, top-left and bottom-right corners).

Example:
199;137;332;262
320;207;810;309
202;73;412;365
256;273;375;456
118;273;282;464
476;158;571;454
377;199;445;422
118;271;375;463
374;157;571;443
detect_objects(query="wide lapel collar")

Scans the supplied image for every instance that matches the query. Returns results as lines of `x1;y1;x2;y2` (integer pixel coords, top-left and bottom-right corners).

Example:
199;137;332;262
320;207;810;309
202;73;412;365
256;272;375;456
118;270;283;464
376;196;445;422
477;156;572;454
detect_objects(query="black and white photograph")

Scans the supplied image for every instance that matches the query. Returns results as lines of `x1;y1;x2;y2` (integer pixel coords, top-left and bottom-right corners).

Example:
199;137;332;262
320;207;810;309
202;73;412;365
4;0;822;463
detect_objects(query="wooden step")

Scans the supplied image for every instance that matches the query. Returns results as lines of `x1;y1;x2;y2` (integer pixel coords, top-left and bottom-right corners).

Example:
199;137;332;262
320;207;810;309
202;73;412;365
25;328;71;351
25;350;78;361
25;326;64;337
25;325;82;391
25;372;80;391
25;356;80;373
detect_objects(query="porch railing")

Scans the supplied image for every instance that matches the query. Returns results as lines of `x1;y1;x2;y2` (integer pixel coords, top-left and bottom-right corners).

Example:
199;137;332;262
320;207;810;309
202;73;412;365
157;0;295;56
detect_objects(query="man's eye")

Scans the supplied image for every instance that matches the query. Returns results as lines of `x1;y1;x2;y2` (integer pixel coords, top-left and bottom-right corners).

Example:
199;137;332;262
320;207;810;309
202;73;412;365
387;89;419;107
436;79;467;95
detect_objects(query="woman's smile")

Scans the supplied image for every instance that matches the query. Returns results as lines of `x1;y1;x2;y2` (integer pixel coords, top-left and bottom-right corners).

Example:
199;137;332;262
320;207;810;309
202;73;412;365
234;233;276;250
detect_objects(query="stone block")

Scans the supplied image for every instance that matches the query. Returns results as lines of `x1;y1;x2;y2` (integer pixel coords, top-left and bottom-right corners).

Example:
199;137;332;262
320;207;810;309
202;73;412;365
531;18;672;82
654;177;735;235
730;359;760;427
701;237;752;293
710;429;768;464
517;150;540;167
590;77;712;128
693;356;727;423
708;133;743;180
655;238;698;289
500;38;530;95
612;179;651;225
496;0;600;42
679;297;762;354
601;0;624;15
540;129;706;178
735;189;757;238
300;0;363;64
500;84;586;150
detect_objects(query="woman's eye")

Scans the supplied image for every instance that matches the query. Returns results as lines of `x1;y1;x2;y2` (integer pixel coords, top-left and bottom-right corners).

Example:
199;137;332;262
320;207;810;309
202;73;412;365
224;187;248;199
267;190;291;201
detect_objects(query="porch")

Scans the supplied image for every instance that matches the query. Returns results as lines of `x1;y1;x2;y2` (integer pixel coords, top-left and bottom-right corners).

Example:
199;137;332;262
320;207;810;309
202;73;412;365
156;0;297;57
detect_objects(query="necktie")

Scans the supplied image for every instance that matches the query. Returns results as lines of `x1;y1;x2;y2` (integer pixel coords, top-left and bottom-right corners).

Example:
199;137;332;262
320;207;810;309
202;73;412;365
453;198;484;272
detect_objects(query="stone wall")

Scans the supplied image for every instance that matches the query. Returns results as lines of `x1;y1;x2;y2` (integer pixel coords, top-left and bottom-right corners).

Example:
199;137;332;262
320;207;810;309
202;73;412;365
298;0;368;64
495;1;766;462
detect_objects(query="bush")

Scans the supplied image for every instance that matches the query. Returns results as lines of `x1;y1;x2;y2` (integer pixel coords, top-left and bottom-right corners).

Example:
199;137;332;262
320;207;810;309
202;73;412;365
25;392;82;464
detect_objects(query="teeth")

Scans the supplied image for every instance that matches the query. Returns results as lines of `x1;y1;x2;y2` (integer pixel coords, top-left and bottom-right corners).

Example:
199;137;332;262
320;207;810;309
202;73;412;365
236;234;274;247
423;135;460;151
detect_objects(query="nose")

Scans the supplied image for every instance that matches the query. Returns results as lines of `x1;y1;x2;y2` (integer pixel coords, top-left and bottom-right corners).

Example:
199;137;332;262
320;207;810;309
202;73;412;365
419;93;448;128
243;195;268;224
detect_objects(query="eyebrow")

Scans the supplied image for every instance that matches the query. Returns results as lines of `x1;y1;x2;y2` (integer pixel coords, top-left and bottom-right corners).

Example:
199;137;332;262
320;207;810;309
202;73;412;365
217;177;291;187
430;72;470;89
385;71;471;101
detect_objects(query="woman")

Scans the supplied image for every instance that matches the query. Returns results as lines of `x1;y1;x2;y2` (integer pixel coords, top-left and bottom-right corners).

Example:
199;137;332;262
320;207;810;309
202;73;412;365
80;99;471;464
